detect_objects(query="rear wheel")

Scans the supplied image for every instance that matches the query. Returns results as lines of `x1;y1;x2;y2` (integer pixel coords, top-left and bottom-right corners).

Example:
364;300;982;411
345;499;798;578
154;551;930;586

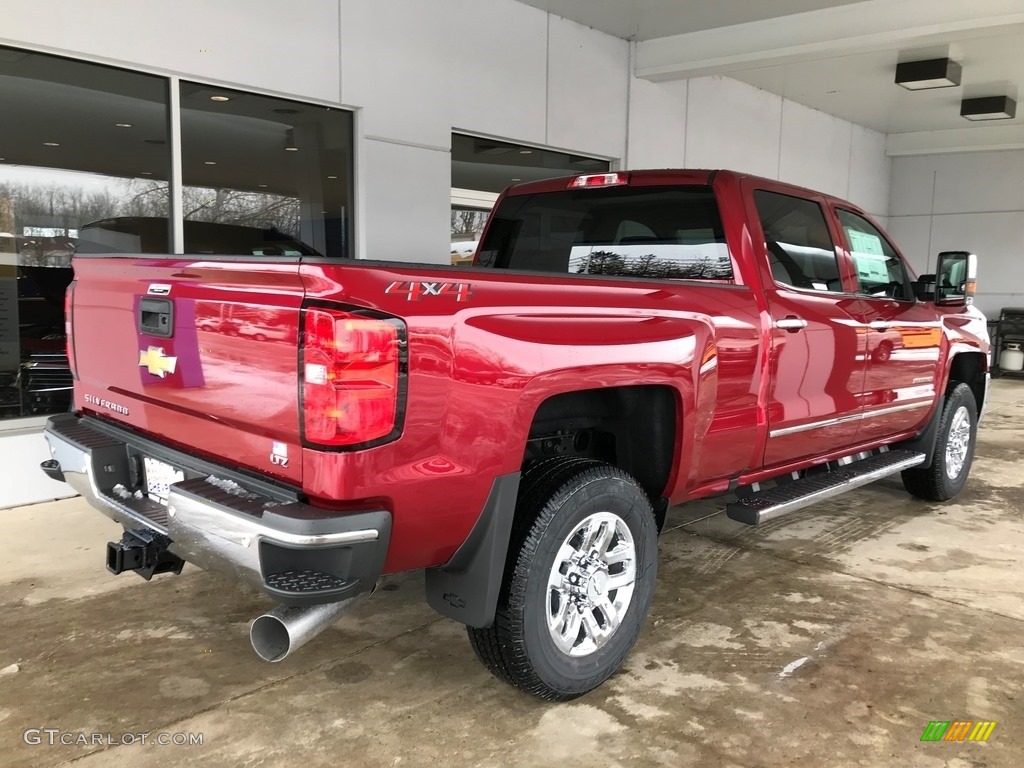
467;458;658;701
902;382;978;501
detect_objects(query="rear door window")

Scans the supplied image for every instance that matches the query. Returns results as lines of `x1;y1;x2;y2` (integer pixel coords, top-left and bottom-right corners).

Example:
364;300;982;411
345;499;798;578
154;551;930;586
477;186;733;281
752;190;843;292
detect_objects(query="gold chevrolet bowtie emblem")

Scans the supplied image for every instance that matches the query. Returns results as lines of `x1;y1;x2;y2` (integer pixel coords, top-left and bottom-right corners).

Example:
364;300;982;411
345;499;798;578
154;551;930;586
138;346;177;378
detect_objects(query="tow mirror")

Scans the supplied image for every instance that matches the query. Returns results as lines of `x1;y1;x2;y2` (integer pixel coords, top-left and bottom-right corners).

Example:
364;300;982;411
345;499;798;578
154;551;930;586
913;273;936;302
934;251;977;307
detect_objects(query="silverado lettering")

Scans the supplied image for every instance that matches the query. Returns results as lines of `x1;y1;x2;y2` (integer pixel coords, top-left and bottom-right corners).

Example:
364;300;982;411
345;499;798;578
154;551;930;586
82;394;130;416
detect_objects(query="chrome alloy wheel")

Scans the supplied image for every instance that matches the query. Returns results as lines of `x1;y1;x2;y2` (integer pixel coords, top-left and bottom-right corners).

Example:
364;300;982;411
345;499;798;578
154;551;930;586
945;405;972;480
546;511;637;657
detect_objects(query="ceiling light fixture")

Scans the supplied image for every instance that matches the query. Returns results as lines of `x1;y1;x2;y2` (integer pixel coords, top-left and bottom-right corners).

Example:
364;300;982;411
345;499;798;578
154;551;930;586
519;149;533;155
141;171;153;175
258;184;268;188
895;57;962;90
511;178;521;182
961;95;1016;121
204;160;216;165
43;142;60;147
115;123;132;128
284;128;299;151
210;95;230;102
327;175;338;179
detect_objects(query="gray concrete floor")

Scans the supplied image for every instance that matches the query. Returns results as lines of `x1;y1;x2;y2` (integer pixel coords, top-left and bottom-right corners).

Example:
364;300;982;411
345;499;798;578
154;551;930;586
2;380;1023;768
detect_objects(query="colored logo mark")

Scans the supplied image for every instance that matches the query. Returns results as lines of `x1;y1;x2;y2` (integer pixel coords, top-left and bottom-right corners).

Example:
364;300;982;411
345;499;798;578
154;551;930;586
920;720;997;742
139;346;178;378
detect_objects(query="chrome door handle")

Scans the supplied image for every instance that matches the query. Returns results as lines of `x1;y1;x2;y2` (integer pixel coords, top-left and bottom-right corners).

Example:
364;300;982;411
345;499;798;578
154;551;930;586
868;319;889;331
775;316;808;332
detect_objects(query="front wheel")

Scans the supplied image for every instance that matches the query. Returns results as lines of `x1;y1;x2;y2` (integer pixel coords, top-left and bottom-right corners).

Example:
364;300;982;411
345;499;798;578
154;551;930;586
902;382;978;501
467;459;658;701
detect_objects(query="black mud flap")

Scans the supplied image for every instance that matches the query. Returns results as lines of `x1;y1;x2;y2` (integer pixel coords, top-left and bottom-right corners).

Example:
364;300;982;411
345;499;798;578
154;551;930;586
894;395;945;467
424;472;520;628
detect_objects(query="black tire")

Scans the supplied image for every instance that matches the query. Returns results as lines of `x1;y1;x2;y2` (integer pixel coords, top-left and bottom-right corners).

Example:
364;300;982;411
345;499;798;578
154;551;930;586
902;382;978;501
467;458;658;701
467;457;602;686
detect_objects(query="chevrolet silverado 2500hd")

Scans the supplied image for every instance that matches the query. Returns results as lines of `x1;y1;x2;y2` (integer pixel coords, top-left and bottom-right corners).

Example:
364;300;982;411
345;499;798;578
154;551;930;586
41;169;989;701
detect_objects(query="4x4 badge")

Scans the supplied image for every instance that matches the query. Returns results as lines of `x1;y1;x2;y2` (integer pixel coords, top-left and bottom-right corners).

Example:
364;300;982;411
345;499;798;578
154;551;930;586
139;346;177;378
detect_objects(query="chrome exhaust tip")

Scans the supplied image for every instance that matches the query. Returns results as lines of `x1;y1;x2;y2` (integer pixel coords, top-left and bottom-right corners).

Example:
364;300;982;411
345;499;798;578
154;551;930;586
250;593;366;662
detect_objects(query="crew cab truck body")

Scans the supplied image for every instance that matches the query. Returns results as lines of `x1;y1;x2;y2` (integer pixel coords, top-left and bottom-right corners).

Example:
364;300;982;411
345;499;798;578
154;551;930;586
41;169;989;700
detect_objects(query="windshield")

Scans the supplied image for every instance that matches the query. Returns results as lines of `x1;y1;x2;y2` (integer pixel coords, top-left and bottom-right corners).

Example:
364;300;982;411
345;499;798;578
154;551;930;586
477;185;732;281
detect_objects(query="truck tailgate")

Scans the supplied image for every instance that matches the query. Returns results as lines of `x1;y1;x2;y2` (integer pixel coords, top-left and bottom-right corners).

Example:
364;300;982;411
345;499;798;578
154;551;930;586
70;257;304;485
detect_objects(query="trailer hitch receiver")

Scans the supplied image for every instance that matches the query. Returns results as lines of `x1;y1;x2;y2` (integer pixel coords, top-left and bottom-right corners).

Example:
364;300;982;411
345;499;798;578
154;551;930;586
106;529;185;580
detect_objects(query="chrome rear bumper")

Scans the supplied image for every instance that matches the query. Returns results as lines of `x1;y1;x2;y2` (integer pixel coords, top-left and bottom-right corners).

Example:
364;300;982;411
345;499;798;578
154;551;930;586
41;414;390;605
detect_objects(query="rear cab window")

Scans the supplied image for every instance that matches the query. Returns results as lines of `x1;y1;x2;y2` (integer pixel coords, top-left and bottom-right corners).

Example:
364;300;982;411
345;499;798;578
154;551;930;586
477;185;734;282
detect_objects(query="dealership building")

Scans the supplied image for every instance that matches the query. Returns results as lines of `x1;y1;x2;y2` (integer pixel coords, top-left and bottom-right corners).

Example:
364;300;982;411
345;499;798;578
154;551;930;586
2;0;1023;507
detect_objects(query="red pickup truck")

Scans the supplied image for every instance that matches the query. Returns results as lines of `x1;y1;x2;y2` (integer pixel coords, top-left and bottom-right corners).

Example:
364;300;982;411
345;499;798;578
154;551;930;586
41;170;989;701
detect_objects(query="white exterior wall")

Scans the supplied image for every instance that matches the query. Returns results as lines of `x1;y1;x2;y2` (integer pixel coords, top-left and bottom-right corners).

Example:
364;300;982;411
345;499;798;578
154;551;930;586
2;3;892;263
1;0;629;266
0;1;895;506
626;75;891;219
887;150;1024;318
0;421;76;508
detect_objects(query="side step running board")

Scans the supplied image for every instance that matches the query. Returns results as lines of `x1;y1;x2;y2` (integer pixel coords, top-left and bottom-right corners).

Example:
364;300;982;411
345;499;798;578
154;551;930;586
726;450;927;526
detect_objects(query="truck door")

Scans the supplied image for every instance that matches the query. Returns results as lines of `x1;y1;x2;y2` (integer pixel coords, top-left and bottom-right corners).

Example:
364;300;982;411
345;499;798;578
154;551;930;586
832;208;942;442
747;186;867;466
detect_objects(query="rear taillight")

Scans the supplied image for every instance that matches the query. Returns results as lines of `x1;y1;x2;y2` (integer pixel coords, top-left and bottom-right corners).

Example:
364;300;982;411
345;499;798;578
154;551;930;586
65;280;78;379
302;307;404;448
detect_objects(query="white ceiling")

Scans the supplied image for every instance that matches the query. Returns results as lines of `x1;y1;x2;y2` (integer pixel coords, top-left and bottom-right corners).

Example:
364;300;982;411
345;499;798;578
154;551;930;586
516;0;865;41
517;0;1024;153
729;30;1024;135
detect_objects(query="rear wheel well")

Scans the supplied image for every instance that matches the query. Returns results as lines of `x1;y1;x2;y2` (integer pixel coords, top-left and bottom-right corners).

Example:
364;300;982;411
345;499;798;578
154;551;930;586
947;352;987;411
524;385;677;528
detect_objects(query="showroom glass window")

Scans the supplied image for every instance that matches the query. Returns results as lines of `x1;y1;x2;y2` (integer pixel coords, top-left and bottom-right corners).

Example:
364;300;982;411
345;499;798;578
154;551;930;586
178;82;353;258
0;46;170;421
450;133;610;264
